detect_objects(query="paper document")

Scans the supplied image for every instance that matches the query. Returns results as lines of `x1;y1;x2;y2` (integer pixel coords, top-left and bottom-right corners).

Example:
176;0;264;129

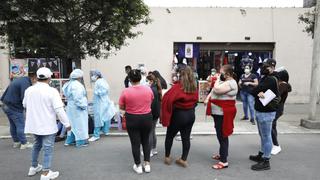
259;89;276;106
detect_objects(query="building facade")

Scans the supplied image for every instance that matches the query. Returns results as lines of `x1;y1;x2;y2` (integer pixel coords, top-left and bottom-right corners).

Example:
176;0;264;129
0;7;314;103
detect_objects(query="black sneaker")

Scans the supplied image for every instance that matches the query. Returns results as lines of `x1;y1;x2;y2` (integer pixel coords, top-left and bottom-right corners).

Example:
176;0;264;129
250;119;255;125
251;159;270;171
241;116;249;120
249;152;264;162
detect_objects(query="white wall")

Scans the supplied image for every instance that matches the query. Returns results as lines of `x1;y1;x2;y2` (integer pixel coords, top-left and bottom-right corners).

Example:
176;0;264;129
0;36;9;96
82;7;313;103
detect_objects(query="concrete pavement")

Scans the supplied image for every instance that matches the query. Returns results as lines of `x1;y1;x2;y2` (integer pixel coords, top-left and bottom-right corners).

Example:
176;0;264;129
1;103;320;139
0;134;319;180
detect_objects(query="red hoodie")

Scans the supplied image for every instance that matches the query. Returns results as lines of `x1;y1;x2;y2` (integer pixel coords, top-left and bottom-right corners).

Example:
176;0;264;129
206;99;237;137
161;83;198;127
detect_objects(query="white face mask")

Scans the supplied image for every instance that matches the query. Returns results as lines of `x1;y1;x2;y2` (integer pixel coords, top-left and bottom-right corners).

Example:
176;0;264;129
91;76;97;82
244;69;251;74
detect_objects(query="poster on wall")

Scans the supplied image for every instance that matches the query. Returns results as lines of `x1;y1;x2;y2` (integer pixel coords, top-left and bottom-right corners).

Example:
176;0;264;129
10;59;28;79
198;80;210;102
185;44;193;58
28;58;61;78
50;79;69;99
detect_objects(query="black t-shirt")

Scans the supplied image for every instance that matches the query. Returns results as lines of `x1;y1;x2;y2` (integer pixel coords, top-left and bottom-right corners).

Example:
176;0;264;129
251;75;280;112
240;73;257;93
124;76;130;88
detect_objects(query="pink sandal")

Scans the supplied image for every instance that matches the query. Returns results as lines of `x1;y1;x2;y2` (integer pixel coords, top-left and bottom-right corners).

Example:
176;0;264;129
212;162;229;170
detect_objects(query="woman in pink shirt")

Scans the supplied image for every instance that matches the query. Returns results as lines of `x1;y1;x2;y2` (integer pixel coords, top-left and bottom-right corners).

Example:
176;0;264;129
119;69;154;174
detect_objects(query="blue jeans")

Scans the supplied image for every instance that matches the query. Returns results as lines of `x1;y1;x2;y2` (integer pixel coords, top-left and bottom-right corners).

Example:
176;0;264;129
240;91;255;120
256;111;276;159
31;134;56;171
65;131;87;147
57;122;67;138
2;105;27;144
93;121;110;138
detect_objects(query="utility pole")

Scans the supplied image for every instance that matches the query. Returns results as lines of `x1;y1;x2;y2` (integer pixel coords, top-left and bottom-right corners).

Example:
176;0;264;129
301;0;320;129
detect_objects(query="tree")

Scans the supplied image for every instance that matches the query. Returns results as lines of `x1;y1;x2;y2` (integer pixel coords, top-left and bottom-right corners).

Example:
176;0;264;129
0;0;151;66
298;8;316;38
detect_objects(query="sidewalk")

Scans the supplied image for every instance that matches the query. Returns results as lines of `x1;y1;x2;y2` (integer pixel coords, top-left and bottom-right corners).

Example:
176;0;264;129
1;103;320;138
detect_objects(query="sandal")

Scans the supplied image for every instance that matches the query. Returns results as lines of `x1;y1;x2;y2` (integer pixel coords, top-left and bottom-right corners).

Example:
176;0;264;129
211;155;220;161
212;162;229;170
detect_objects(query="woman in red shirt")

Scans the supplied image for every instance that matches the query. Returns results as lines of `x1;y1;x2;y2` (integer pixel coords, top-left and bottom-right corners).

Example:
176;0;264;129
161;66;198;168
119;69;154;174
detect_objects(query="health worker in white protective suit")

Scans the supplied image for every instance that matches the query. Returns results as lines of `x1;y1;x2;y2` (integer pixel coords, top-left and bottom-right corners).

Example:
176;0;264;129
63;69;89;148
89;70;117;142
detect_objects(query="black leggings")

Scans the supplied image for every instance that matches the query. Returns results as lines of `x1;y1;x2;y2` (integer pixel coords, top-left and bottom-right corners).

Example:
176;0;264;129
165;108;195;161
272;109;283;146
213;115;229;163
126;113;153;165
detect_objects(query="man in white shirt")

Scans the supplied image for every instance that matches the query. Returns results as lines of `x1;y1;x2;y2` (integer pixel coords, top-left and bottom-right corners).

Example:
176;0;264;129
23;67;71;180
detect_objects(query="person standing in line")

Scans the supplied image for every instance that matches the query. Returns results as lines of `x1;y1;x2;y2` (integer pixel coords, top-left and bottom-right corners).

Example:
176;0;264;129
206;68;219;91
204;65;238;170
153;70;168;90
249;61;280;171
1;73;37;149
89;70;117;142
119;69;154;174
271;69;291;155
63;69;89;148
238;65;258;125
23;67;71;180
161;66;198;168
124;65;132;88
146;74;162;157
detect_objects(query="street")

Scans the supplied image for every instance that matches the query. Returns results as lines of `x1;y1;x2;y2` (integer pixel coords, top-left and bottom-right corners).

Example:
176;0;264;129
0;134;319;180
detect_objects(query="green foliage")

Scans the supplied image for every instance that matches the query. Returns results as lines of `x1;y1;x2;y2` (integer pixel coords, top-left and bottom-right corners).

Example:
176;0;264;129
298;8;316;38
0;0;151;60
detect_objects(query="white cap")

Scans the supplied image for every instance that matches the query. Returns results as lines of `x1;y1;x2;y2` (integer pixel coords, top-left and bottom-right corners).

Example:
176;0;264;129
37;67;53;80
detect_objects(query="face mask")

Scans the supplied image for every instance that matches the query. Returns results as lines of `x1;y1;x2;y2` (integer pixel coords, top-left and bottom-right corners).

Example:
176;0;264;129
91;76;97;82
244;69;251;74
261;66;270;75
220;73;226;81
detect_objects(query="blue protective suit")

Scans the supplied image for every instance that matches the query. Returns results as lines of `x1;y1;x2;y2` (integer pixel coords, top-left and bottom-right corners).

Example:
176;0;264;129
93;78;116;128
63;79;89;141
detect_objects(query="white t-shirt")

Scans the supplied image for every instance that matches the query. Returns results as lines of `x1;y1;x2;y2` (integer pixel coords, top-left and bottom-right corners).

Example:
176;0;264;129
23;82;68;135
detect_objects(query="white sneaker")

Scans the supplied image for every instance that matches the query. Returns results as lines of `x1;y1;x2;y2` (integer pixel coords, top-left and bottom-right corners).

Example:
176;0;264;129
28;164;43;176
143;162;151;173
152;149;158;155
175;136;182;141
133;164;143;174
13;142;21;148
40;170;59;180
88;136;100;142
150;152;154;157
271;145;282;155
20;142;33;150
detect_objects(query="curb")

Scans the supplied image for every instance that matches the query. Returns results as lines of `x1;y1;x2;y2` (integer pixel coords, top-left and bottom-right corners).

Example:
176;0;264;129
1;131;320;139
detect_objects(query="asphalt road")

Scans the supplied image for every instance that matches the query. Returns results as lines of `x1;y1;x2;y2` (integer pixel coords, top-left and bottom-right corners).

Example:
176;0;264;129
0;134;319;180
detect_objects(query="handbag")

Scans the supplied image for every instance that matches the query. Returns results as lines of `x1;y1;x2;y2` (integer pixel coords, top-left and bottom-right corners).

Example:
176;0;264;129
266;76;281;109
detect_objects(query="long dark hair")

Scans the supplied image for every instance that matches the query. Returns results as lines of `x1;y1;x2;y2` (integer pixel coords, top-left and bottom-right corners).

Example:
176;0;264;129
147;74;162;101
153;70;167;89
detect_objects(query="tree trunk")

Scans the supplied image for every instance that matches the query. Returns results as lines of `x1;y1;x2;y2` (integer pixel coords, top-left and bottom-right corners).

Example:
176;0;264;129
308;0;320;120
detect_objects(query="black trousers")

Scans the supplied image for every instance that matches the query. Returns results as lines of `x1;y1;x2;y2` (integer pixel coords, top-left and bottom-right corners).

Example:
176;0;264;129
272;106;283;146
213;115;229;163
165;108;195;161
126;113;153;165
149;119;158;150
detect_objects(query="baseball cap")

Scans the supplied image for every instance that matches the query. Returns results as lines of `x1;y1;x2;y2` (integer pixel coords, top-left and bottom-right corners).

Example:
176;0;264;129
264;58;277;67
36;67;53;80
